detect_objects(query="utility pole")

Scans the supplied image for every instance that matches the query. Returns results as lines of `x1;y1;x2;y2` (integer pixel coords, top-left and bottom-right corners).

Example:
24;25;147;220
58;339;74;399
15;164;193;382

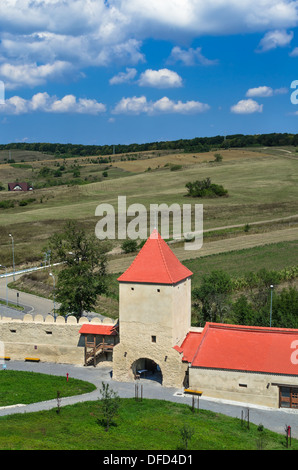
49;272;56;319
269;285;274;327
9;234;15;281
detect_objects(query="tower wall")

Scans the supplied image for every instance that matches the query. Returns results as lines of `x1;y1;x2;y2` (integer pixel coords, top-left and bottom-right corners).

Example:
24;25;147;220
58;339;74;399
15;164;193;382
112;278;191;388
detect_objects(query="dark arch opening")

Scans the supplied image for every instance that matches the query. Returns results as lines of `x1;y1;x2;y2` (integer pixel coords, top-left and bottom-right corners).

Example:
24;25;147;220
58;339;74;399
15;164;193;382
131;358;163;384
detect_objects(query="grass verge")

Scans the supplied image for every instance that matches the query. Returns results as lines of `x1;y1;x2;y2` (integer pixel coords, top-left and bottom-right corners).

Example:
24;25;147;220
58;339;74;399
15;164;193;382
0;398;296;450
0;370;96;407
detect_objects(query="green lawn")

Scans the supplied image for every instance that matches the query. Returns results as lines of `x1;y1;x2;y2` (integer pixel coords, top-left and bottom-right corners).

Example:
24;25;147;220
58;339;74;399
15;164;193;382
0;398;296;450
0;370;95;407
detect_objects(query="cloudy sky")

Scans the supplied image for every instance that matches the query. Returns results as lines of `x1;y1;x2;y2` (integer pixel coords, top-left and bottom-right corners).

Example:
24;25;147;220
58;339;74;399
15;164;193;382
0;0;298;145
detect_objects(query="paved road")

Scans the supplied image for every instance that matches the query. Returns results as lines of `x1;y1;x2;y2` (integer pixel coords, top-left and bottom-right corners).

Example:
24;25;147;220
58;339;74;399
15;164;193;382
0;274;103;320
0;273;54;317
0;360;297;441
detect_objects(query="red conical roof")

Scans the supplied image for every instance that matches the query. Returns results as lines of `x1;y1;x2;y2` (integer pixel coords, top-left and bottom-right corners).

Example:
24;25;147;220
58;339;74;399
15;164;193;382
117;229;193;285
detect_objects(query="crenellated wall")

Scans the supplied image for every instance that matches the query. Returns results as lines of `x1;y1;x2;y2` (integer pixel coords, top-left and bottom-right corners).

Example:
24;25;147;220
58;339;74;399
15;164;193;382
0;314;117;365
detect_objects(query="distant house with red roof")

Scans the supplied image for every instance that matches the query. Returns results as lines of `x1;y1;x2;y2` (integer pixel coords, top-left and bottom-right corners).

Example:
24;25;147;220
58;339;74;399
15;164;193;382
8;182;33;191
112;229;298;409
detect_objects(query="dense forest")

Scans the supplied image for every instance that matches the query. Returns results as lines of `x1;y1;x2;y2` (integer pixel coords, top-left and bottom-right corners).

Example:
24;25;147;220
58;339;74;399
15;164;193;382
0;132;298;158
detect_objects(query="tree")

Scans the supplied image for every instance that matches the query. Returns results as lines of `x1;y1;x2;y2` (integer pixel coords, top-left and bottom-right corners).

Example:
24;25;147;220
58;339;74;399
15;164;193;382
193;270;233;323
48;221;111;318
178;424;195;450
98;382;121;431
231;295;256;325
121;239;138;253
214;153;223;162
185;178;228;198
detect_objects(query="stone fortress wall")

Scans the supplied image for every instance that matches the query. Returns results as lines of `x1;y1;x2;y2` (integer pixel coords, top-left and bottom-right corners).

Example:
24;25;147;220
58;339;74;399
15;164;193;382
0;314;117;365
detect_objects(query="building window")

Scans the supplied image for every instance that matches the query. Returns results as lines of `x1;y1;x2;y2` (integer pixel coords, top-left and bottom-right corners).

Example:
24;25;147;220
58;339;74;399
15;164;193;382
157;289;160;293
151;335;156;343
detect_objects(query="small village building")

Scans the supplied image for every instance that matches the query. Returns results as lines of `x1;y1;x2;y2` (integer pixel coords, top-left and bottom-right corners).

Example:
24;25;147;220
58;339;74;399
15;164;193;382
8;182;33;191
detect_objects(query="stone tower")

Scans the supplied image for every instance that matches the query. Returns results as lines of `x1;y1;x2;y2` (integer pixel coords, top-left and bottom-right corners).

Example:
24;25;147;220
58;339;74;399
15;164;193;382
112;229;193;387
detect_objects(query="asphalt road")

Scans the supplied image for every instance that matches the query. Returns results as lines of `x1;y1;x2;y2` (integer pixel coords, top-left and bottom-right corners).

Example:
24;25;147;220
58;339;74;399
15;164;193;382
0;273;103;320
0;360;298;441
0;273;54;318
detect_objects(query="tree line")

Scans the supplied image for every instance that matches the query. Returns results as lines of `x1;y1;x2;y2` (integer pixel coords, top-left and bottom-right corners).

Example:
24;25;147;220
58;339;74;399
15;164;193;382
1;132;298;158
192;269;298;329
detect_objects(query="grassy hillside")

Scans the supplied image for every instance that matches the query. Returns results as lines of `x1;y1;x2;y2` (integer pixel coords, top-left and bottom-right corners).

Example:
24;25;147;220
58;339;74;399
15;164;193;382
0;146;297;269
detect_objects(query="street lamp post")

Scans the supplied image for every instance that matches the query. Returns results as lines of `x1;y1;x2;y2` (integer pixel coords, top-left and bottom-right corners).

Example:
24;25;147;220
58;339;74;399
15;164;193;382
49;272;56;319
0;265;8;305
269;284;274;328
9;234;15;281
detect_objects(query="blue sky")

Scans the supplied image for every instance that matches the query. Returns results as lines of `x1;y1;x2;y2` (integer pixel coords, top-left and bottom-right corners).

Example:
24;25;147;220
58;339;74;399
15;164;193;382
0;0;298;146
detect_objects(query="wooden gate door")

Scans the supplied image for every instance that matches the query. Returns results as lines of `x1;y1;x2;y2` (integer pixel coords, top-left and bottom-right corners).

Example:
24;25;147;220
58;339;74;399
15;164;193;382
291;388;298;408
280;387;298;408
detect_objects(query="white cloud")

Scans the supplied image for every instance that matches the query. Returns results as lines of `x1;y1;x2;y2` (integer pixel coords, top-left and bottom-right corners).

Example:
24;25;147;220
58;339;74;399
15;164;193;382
0;61;75;90
120;0;298;36
109;68;137;85
231;99;263;114
152;96;210;114
257;29;294;52
138;69;183;88
168;46;218;66
112;96;148;115
290;47;298;56
1;1;298;90
0;92;106;115
1;2;298;57
246;85;288;97
246;86;274;97
112;95;210;115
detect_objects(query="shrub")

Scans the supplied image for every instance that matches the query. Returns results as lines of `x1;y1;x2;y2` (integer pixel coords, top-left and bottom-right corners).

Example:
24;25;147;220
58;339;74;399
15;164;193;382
121;239;138;253
214;153;223;162
170;164;182;171
0;200;15;209
186;177;228;198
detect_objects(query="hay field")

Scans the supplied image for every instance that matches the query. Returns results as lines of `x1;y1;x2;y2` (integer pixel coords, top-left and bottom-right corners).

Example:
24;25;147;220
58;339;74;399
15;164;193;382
109;148;268;172
0;147;297;268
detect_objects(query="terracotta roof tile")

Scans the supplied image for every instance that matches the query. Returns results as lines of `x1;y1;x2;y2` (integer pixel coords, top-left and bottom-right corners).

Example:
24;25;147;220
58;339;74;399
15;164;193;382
79;324;117;336
117;229;193;285
178;323;298;376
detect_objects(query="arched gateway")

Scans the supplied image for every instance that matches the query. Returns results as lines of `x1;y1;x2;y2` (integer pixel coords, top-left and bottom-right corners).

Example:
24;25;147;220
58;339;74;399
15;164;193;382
131;358;163;384
112;229;192;388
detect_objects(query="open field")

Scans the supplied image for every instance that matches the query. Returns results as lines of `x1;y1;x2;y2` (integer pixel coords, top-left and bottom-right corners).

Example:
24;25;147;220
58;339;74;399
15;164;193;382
108;231;298;277
0;146;297;269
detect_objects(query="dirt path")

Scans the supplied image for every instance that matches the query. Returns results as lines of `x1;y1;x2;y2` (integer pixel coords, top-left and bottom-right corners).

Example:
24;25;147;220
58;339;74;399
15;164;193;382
107;227;298;274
